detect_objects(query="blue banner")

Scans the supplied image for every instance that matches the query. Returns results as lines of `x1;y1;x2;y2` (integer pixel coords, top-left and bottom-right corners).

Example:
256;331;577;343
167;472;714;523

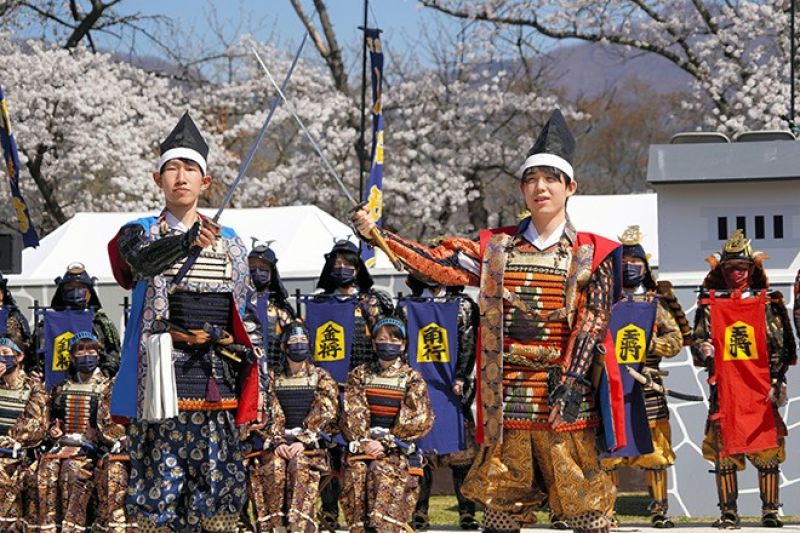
361;28;384;268
0;86;39;248
402;298;464;455
305;296;357;385
43;309;94;390
0;308;8;336
603;297;657;458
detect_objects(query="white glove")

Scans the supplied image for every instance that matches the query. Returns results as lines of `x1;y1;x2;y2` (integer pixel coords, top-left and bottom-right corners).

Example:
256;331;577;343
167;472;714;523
370;427;390;440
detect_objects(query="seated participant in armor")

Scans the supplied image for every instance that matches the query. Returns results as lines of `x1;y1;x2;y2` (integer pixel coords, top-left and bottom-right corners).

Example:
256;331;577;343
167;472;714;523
340;317;434;533
32;332;125;532
0;337;48;531
246;321;339;532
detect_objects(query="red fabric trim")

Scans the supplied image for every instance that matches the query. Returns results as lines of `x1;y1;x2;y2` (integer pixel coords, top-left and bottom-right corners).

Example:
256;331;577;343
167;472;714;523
231;294;259;425
107;230;134;290
602;329;627;451
575;232;621;272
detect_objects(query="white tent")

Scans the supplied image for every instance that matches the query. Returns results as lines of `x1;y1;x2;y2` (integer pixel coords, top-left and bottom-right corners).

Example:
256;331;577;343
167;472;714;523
7;205;396;285
6;195;659;286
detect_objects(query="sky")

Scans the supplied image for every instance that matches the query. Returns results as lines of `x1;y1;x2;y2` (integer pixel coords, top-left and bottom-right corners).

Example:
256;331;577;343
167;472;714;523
88;0;453;68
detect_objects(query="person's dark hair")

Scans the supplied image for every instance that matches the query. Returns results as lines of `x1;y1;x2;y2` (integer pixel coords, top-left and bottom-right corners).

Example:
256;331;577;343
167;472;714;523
374;323;405;342
522;165;571;186
333;251;359;268
159;157;203;175
69;338;102;356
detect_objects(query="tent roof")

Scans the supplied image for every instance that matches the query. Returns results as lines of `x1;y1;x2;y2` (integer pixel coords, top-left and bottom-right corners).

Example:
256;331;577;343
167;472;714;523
7;206;380;286
7;194;659;286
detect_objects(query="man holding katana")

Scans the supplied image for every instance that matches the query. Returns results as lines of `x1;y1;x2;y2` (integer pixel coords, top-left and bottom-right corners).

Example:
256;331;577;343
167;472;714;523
691;230;795;529
107;112;261;532
353;109;623;533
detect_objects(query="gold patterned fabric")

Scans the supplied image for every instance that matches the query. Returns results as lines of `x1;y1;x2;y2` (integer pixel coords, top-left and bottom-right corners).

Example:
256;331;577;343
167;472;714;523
702;420;785;471
340;360;434;531
462;428;613;526
601;419;676;471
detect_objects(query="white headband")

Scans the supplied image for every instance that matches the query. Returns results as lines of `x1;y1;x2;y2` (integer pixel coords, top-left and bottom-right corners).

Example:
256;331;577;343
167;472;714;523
519;153;574;182
158;147;207;175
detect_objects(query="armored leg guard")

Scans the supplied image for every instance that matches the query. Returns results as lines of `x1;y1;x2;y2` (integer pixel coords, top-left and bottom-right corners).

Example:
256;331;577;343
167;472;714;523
646;469;673;529
758;465;782;528
712;464;739;529
483;508;521;533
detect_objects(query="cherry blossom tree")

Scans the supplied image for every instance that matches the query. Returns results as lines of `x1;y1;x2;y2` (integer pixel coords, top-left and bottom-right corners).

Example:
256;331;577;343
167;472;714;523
419;0;795;134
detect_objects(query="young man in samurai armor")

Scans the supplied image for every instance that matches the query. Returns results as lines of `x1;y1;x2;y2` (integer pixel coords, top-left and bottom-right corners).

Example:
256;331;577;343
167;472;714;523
597;226;686;529
32;263;121;377
243;241;297;369
245;321;338;532
314;239;394;531
107;112;262;532
0;272;33;362
400;273;480;531
692;229;796;528
353;109;624;533
340;317;434;533
0;336;48;531
30;331;126;532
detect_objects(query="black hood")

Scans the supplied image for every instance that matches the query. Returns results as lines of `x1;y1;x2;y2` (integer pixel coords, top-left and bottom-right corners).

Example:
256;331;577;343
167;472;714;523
249;242;289;301
316;240;374;293
50;264;102;309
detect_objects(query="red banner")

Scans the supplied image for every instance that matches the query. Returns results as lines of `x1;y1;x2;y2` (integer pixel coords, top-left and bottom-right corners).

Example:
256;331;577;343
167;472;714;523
709;290;777;456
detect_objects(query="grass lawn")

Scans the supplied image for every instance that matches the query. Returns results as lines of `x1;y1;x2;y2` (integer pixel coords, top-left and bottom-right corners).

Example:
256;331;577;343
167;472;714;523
426;493;799;527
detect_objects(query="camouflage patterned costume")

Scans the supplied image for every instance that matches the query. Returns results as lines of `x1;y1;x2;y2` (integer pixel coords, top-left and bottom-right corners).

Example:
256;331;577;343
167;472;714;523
0;369;48;531
691;231;796;527
340;360;434;532
31;370;125;532
246;361;338;532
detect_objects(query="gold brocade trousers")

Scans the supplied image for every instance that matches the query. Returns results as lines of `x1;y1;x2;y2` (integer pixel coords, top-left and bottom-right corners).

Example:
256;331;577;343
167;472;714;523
462;428;613;528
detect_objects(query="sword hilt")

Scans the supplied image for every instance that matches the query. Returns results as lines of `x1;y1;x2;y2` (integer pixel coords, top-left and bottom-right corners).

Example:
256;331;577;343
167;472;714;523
369;227;404;271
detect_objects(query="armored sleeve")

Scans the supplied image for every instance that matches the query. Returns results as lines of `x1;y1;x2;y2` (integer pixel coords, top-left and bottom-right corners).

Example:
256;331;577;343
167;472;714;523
391;369;434;442
94;311;121;378
340;365;370;442
6;308;31;356
359;291;392;334
9;378;49;448
794;269;800;340
766;292;797;381
97;378;125;446
564;255;616;388
649;299;683;359
374;230;481;288
296;367;340;447
455;296;478;383
691;299;712;368
256;371;286;445
116;223;194;279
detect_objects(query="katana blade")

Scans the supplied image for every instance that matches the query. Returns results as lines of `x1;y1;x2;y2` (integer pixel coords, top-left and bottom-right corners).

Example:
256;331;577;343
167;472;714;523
169;35;308;291
252;46;404;270
251;46;356;205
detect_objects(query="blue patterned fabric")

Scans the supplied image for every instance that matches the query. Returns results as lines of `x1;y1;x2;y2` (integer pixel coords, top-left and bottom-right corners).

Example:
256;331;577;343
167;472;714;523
126;410;247;530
